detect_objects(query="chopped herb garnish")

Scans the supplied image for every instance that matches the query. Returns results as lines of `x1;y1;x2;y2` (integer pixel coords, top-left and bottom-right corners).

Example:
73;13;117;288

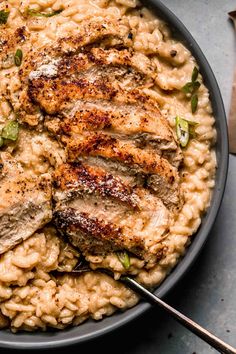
175;116;189;147
191;66;199;82
185;119;198;127
0;10;10;24
0;137;4;147
181;82;194;94
27;8;63;18
175;116;198;147
181;80;200;95
181;66;200;114
117;251;130;270
186;119;198;138
191;94;198;114
2;121;19;141
189;125;196;138
14;49;23;67
192;80;200;91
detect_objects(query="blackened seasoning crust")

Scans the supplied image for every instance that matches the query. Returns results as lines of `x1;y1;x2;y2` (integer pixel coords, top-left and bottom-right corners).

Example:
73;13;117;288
54;208;154;261
54;162;138;208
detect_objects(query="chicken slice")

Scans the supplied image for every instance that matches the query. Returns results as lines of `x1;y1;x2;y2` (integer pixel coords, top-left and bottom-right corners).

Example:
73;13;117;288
44;97;179;154
0;153;52;254
64;132;180;208
19;19;131;84
54;162;139;208
53;163;170;263
55;18;130;54
54;208;150;260
27;65;159;115
28;66;182;166
46;47;156;89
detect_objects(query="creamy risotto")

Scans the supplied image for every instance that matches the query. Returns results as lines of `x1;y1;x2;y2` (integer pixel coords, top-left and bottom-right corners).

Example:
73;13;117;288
0;0;216;332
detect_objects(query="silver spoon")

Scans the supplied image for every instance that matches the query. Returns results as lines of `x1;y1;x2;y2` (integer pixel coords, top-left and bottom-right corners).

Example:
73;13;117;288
58;267;236;354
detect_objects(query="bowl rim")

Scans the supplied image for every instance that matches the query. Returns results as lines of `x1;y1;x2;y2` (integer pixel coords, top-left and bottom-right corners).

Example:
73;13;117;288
0;0;229;349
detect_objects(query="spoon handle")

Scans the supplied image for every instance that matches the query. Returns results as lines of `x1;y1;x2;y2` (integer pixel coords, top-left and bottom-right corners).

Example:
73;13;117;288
122;276;236;354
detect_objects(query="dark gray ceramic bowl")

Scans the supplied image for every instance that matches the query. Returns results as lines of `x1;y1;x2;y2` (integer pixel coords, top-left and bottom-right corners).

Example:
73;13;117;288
0;0;228;349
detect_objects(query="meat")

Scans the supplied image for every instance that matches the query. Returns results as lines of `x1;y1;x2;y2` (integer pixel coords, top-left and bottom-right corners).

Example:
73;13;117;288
17;18;131;126
28;47;155;93
45;99;171;140
7;18;183;264
0;153;52;254
20;18;131;81
26;56;156;115
54;162;138;208
21;36;182;166
0;27;28;69
55;18;131;54
54;209;148;260
63;132;180;208
53;163;170;262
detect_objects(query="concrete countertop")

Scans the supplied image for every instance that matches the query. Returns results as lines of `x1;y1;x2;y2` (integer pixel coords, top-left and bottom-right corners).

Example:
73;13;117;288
78;1;236;353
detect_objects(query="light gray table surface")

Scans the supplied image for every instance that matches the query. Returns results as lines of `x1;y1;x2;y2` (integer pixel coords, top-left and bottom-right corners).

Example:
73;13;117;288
7;1;236;353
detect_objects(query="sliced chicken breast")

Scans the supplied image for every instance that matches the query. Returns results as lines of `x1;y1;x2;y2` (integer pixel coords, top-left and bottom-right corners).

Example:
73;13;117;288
53;163;170;263
8;17;183;264
0;153;52;254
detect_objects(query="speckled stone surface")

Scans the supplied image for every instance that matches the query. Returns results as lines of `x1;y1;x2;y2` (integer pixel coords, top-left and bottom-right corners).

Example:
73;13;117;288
7;1;236;353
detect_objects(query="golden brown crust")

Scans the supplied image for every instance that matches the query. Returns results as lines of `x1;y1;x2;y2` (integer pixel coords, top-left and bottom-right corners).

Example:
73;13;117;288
45;98;174;145
18;18;130;82
0;26;28;69
54;208;152;260
28;77;118;115
54;162;138;208
55;18;131;54
64;132;178;182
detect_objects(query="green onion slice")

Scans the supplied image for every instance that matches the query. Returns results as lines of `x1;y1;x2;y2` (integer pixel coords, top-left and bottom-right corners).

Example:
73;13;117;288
181;81;200;95
181;67;200;114
117;251;130;270
0;10;10;24
175;116;189;147
185;119;198;126
2;121;19;141
187;120;198;138
192;81;200;91
189;125;196;138
191;66;199;82
27;8;63;17
14;49;23;67
191;94;198;114
181;82;193;94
